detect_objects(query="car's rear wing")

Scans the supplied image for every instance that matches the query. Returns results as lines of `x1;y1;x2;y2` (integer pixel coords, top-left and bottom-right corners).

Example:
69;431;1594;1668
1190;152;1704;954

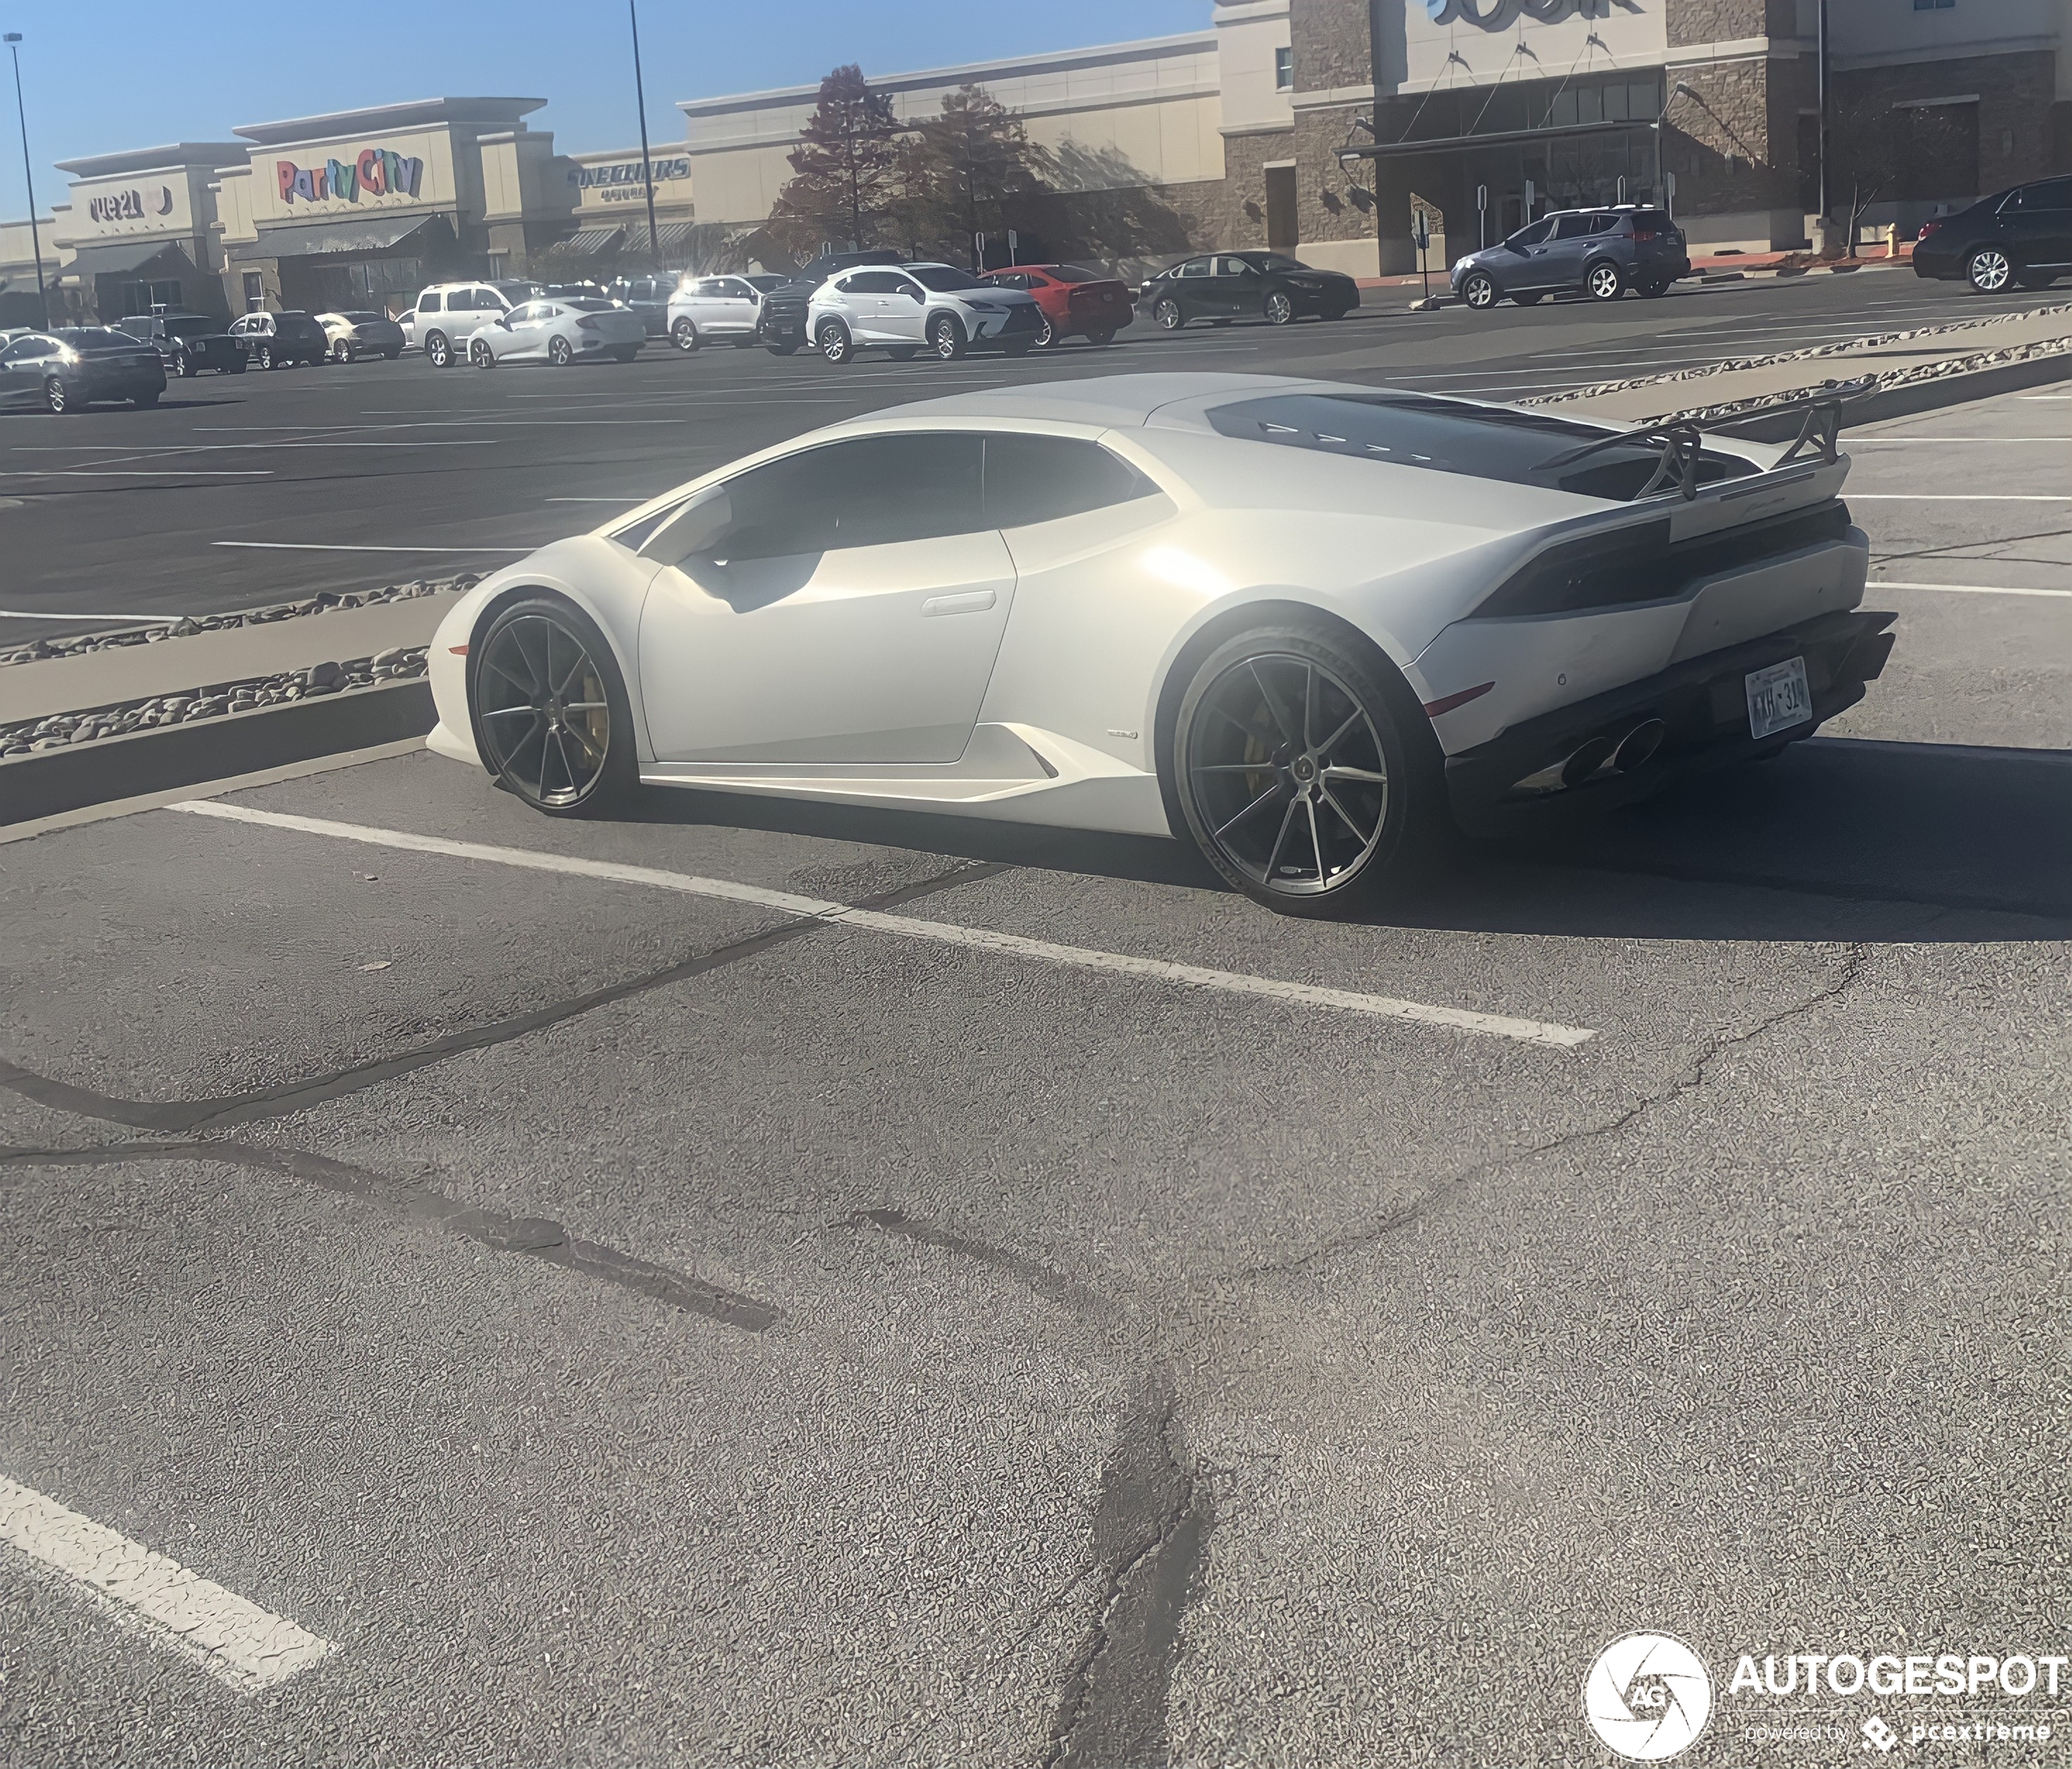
1542;378;1878;502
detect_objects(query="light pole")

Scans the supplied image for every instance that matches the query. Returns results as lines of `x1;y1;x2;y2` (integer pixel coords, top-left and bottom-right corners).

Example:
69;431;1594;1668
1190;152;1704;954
627;0;662;267
4;33;47;326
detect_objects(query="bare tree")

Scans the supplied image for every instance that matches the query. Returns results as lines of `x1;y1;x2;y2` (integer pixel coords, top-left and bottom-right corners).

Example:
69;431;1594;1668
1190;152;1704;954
1826;92;1975;257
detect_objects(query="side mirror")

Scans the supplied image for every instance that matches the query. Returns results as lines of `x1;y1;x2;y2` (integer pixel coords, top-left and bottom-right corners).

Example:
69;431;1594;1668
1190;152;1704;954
638;485;734;567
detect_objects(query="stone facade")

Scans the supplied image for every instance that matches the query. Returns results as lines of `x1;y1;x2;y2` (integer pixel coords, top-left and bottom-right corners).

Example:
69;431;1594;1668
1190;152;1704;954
1831;51;2061;198
1659;51;1806;248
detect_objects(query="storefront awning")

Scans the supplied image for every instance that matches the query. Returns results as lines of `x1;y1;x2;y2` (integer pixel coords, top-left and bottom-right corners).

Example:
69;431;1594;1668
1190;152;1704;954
650;223;697;258
1338;117;1653;161
66;237;197;278
541;226;626;259
229;212;449;262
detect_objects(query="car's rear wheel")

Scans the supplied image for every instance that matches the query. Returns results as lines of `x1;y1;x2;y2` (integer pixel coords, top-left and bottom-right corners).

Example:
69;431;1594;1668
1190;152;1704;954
609;345;639;362
330;339;351;363
469;337;495;369
1153;297;1184;330
1586;260;1625;301
424;331;450;367
1264;290;1295;325
471;597;637;818
927;314;965;359
1636;277;1671;298
766;340;799;356
174;352;193;378
2016;270;2057;290
1171;623;1436;917
256;344;276;369
818;319;854;364
383;349;401;360
671;316;700;352
1087;327;1117;346
1461;272;1497;310
548;335;574;367
1967;247;2013;294
1033;313;1056;348
43;377;70;414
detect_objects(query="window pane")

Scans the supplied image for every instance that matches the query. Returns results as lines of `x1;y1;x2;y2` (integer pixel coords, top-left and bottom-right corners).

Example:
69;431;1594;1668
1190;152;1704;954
1604;83;1630;122
1578;86;1603;124
2026;179;2072;210
420;293;441;312
1177;259;1211;277
721;436;985;559
983;434;1156;529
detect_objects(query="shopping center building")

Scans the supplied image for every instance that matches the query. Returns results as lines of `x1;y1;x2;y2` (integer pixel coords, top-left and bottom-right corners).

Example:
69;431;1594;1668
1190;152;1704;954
23;0;2072;320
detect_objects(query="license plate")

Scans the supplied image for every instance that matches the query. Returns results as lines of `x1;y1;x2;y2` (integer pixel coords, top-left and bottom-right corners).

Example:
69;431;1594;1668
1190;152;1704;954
1745;656;1812;740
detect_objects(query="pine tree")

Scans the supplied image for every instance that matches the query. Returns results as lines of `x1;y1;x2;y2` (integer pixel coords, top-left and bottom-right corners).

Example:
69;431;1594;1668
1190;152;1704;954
768;64;901;254
889;86;1056;266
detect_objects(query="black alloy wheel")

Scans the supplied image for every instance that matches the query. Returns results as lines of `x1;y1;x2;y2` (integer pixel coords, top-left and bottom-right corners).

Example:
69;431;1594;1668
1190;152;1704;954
1153;297;1185;330
1461;272;1497;310
1264;290;1295;325
766;340;799;356
471;599;636;816
1637;278;1671;299
1172;626;1431;916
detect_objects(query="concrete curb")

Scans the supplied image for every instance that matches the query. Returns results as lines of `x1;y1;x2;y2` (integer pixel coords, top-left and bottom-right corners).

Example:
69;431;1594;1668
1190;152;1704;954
0;679;435;827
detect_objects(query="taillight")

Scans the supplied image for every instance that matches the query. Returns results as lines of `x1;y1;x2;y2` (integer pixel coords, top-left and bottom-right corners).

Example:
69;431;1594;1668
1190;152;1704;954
1631;229;1657;243
1915;219;1943;242
576;316;600;330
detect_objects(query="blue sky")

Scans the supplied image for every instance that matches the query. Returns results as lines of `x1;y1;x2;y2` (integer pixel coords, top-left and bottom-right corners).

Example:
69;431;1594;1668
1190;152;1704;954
1;0;1208;219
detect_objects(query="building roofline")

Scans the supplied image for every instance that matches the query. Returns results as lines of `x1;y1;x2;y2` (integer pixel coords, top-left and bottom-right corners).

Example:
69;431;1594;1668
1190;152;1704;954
675;32;1219;117
232;97;547;145
53;143;248;177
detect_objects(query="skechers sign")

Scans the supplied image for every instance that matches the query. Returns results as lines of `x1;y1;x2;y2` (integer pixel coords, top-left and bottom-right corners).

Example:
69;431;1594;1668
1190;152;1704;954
569;158;690;189
1425;0;1613;22
276;148;425;205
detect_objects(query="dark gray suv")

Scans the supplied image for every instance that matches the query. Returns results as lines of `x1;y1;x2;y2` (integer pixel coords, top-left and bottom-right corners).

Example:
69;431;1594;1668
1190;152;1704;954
1450;207;1689;310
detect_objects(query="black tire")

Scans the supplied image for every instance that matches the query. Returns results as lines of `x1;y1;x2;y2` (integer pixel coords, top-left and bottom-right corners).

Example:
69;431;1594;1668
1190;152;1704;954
927;313;965;360
1264;290;1295;325
888;345;919;360
818;319;854;364
1512;291;1544;306
1087;327;1117;347
469;337;495;369
729;336;755;348
1585;259;1625;301
1324;306;1352;321
609;345;639;362
43;377;71;414
671;316;700;352
132;390;160;408
174;351;193;378
766;340;799;356
2015;269;2057;290
1168;621;1440;917
1636;278;1671;299
423;331;450;368
548;335;574;367
1153;297;1184;330
1460;272;1498;311
1967;246;2014;294
330;340;351;364
383;349;401;360
256;344;276;369
469;596;638;817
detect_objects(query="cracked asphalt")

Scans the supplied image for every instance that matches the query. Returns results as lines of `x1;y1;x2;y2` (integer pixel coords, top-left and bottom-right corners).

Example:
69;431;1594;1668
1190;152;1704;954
2;387;2070;1767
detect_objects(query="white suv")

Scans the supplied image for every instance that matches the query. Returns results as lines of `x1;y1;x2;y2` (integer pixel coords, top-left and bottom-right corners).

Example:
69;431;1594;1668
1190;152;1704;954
666;272;784;352
806;263;1042;363
414;281;542;368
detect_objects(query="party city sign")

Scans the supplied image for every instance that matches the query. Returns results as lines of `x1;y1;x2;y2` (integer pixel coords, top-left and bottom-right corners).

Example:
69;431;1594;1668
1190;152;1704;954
276;148;425;205
1425;0;1614;23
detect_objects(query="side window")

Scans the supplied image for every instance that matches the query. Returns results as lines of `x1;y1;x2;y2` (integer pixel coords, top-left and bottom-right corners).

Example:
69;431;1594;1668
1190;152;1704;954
721;279;752;298
1553;215;1596;241
716;435;986;561
982;434;1158;529
1511;219;1554;246
1217;255;1260;276
1587;214;1621;235
991;272;1028;290
2023;179;2072;211
2;338;45;361
1176;259;1211;278
506;303;539;323
419;292;442;312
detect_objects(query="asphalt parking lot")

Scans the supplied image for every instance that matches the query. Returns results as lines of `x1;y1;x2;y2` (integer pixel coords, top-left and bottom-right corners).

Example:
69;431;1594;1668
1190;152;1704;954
0;265;2058;643
3;355;2070;1766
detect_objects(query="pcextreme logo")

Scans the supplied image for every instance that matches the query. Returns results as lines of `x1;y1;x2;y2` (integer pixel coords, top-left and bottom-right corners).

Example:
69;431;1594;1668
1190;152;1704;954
1583;1632;1714;1761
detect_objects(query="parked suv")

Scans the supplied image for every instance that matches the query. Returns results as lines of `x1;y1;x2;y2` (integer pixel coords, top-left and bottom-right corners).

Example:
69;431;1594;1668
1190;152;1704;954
413;281;544;367
1450;206;1689;309
1912;177;2072;293
808;262;1042;362
668;272;784;351
115;310;243;376
228;309;330;368
756;250;905;355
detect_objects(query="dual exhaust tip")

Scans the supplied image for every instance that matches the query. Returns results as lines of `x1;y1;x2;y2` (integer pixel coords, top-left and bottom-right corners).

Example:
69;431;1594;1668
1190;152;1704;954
1514;717;1667;797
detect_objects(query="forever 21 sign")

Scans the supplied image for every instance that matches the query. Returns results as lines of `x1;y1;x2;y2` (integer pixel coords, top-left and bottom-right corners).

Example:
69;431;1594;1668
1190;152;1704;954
1425;0;1613;22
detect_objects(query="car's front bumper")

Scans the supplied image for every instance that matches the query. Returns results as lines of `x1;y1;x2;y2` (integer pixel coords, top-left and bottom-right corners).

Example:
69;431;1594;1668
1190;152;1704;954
1441;607;1897;834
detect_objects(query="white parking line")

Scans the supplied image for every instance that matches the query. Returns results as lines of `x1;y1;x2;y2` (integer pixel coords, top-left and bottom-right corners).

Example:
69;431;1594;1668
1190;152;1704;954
1871;581;2072;598
0;468;274;478
0;1473;336;1692
169;801;1597;1049
1850;437;2070;444
211;541;530;554
1850;494;2072;501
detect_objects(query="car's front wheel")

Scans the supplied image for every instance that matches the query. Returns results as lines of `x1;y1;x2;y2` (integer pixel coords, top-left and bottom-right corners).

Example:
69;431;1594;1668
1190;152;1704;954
1153;297;1185;330
927;314;965;359
548;335;574;367
1585;259;1625;301
1170;622;1436;917
1967;246;2014;293
43;376;71;414
469;337;495;369
1264;290;1295;325
470;597;638;818
173;351;193;378
423;331;450;368
1460;272;1497;310
1033;313;1056;348
818;319;854;364
671;316;700;352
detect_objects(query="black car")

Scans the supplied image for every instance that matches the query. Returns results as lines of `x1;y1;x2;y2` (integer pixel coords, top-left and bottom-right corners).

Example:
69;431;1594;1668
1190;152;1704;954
1450;206;1689;309
114;310;244;376
227;309;330;369
1139;250;1360;329
0;328;166;412
606;273;676;337
1912;176;2072;293
757;249;905;355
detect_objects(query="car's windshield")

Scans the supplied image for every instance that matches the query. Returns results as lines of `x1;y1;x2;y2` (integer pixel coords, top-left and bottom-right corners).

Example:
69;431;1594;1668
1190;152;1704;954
744;274;784;292
1051;265;1104;283
276;316;324;334
913;266;986;292
492;281;542;303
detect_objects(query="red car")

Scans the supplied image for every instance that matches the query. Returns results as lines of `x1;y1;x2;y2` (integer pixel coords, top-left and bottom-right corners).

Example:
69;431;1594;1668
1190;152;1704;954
977;263;1134;347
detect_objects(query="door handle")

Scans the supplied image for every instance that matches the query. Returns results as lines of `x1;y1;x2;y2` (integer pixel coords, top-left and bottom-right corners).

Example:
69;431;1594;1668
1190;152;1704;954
921;590;997;617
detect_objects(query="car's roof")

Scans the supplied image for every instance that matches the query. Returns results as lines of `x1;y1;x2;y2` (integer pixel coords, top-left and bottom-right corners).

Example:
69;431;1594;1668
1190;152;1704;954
887;372;1325;430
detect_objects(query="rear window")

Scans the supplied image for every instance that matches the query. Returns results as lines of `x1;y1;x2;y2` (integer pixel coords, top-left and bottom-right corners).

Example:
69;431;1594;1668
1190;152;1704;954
276;315;325;337
1204;392;1758;502
1052;265;1103;284
564;298;616;312
418;292;441;312
162;316;217;338
1626;210;1675;232
339;310;383;323
54;329;149;354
